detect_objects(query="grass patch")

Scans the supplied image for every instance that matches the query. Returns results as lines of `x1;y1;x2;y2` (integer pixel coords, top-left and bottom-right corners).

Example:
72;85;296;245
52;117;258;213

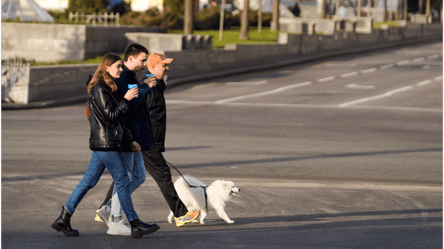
168;26;279;49
373;20;399;29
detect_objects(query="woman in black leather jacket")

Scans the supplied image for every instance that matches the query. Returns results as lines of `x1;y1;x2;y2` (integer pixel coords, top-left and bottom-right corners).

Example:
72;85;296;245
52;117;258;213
51;53;159;238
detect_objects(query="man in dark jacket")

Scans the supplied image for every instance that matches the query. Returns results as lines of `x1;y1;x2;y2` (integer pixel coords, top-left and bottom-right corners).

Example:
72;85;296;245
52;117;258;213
143;53;200;227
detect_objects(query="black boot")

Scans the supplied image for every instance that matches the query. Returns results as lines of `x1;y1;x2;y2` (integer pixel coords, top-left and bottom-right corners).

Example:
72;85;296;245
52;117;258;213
51;206;79;237
130;219;160;238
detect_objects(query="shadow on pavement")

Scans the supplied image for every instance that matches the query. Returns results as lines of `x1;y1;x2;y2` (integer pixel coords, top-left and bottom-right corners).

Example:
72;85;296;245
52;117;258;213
175;147;443;169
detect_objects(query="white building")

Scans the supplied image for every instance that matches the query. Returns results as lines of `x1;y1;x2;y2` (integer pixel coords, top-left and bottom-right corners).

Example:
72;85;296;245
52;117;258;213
131;0;163;12
33;0;68;11
32;0;162;12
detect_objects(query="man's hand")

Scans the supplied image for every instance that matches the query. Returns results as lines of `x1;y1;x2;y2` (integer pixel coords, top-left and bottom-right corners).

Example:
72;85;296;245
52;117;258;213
131;141;141;152
144;76;157;88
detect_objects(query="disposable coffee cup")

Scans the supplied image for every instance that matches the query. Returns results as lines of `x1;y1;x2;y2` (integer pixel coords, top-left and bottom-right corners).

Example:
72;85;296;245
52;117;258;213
128;84;138;98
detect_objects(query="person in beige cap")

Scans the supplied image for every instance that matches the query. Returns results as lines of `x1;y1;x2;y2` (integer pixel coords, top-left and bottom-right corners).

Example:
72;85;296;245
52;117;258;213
143;53;200;227
96;52;200;228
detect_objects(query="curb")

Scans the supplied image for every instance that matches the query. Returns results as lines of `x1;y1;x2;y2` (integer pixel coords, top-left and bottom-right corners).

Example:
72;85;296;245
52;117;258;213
2;36;441;110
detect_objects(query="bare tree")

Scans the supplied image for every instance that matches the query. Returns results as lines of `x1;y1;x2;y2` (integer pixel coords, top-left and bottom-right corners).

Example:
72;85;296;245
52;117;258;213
271;0;280;31
240;0;249;39
426;0;431;16
403;0;407;20
184;0;193;34
383;0;387;21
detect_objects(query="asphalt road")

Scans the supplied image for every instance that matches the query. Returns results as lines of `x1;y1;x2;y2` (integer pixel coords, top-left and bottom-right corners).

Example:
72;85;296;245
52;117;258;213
2;42;442;249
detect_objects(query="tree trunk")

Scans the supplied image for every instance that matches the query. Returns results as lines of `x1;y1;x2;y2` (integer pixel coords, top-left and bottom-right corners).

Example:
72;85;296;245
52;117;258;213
383;0;387;21
426;0;431;16
240;0;249;39
419;0;424;14
403;0;407;20
335;0;340;17
184;0;193;34
271;0;279;31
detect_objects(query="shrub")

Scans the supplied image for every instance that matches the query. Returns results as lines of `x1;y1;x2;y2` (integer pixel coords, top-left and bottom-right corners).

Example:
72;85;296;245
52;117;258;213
120;8;183;29
194;7;234;30
231;10;272;27
163;0;184;16
67;0;109;15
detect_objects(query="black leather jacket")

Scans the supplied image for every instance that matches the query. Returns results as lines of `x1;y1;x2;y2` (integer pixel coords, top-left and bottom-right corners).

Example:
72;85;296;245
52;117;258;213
88;81;134;151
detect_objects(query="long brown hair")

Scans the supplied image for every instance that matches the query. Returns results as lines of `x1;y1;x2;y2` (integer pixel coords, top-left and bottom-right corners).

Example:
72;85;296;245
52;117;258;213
88;53;121;94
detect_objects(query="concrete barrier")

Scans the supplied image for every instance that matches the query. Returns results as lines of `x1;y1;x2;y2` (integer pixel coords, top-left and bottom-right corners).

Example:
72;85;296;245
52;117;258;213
125;32;213;54
280;17;373;35
1;23;166;62
3;23;442;107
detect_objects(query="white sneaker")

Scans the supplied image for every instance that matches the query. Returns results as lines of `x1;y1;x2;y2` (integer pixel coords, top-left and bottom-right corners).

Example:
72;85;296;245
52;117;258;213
107;218;131;236
96;205;111;226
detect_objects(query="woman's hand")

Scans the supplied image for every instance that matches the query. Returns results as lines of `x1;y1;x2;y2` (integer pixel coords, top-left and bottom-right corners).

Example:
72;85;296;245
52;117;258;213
124;87;139;101
144;76;157;88
130;141;141;152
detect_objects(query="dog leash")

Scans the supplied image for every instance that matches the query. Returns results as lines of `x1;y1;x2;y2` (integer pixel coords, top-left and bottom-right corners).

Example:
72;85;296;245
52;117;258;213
166;160;209;210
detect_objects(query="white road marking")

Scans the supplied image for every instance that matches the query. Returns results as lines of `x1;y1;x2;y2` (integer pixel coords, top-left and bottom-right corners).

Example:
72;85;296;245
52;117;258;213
346;84;375;90
318;76;336;83
339;86;414;107
326;63;358;67
167;100;213;105
396;60;410;66
237;179;442;191
434;76;443;81
215;82;312;103
416;80;432;87
412;57;425;63
361;68;377;74
380;64;394;70
166;100;442;113
319;207;340;214
428;54;439;59
340;72;358;78
226;80;267;86
423;65;431;70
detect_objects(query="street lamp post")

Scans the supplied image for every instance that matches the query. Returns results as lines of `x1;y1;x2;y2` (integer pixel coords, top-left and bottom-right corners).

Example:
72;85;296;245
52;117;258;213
219;0;225;41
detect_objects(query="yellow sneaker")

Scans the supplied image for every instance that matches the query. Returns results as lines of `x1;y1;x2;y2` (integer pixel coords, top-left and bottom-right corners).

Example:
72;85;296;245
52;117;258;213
174;210;200;227
94;213;104;223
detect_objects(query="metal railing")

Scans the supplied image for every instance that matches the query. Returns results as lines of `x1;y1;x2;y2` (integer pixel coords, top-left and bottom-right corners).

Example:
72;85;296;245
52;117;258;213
68;12;120;26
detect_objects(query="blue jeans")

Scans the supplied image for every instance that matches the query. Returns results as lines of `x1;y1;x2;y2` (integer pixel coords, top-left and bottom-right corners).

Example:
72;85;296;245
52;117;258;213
110;152;145;217
65;151;139;222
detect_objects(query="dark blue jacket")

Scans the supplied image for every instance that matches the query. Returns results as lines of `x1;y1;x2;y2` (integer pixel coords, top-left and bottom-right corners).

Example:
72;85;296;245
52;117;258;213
114;64;155;152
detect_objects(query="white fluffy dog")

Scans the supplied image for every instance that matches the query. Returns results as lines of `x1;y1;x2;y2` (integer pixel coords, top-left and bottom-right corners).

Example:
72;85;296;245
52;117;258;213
167;175;240;224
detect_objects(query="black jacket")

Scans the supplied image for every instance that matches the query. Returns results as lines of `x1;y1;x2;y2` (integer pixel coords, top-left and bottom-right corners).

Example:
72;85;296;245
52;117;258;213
115;65;155;152
146;78;167;152
88;80;133;151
